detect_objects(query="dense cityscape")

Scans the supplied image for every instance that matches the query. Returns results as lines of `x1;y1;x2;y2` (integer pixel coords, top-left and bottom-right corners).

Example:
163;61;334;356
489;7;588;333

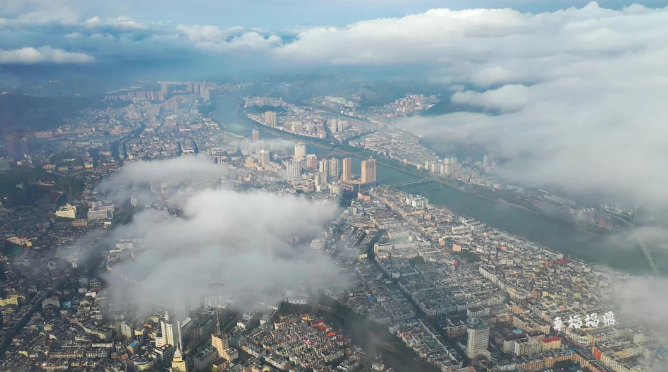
2;1;668;372
0;78;665;372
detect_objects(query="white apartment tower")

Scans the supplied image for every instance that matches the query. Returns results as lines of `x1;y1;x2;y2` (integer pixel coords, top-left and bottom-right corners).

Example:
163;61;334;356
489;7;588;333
259;150;270;165
264;111;277;127
286;160;302;181
160;315;183;350
329;158;339;180
318;159;330;181
294;142;306;160
466;318;490;359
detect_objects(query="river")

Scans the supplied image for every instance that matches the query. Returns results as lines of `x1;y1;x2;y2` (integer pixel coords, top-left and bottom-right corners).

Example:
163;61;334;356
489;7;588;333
210;95;663;275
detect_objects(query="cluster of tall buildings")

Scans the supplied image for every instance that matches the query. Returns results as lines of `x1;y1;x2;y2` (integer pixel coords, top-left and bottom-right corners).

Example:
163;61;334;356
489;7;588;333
317;157;339;181
254;137;378;186
264;111;277;127
184;81;211;101
106;81;211;103
284;141;377;186
5;134;34;155
482;153;497;171
286;160;302;181
104;90;167;102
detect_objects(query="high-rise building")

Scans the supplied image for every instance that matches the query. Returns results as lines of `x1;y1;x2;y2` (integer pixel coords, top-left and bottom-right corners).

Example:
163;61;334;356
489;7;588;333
264;111;277;127
342;158;352;181
161;317;182;349
329;119;338;133
200;88;210;101
305;154;318;169
314;173;324;189
170;348;187;372
161;82;169;96
466;318;490;358
250;140;265;159
259;150;270;165
445;156;458;165
294;142;306;160
483;154;490;170
252;129;260;142
212;316;230;359
212;332;229;358
286;161;302;181
120;322;133;338
5;135;18;154
329;158;339;179
337;120;346;132
319;159;329;180
361;159;377;184
6;135;31;155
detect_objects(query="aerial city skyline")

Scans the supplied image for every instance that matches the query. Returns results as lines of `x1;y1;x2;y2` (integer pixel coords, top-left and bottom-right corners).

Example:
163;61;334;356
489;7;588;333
1;1;667;372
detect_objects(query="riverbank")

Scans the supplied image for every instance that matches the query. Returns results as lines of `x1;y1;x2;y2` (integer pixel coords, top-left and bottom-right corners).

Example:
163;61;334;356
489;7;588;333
427;181;605;238
230;96;607;237
209;94;659;275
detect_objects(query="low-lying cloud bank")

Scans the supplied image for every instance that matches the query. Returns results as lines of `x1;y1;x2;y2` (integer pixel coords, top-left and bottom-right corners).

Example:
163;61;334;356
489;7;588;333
101;154;226;186
378;4;668;212
614;277;668;345
89;157;342;312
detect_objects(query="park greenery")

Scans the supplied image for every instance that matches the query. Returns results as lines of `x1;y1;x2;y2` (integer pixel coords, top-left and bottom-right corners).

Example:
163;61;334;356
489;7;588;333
409;256;425;266
0;166;84;206
453;250;482;262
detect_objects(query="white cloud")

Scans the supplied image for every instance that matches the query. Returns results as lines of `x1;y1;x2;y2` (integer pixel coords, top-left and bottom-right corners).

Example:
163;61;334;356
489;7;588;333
0;46;94;64
274;3;668;68
451;84;531;112
613;277;668;344
176;24;225;43
470;66;522;87
268;2;662;210
0;6;79;28
401;45;668;208
1;3;283;62
101;154;225;186
85;16;101;26
176;24;282;53
86;156;342;311
86;15;148;31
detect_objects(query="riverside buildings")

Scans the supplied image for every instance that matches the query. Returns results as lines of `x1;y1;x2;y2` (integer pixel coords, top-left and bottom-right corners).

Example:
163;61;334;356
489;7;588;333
361;158;377;184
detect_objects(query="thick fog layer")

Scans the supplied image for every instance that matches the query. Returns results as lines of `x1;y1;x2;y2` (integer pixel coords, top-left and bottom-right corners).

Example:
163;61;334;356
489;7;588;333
95;157;342;312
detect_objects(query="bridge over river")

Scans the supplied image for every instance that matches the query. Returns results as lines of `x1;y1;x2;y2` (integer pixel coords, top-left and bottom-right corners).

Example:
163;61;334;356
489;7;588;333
387;177;439;188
